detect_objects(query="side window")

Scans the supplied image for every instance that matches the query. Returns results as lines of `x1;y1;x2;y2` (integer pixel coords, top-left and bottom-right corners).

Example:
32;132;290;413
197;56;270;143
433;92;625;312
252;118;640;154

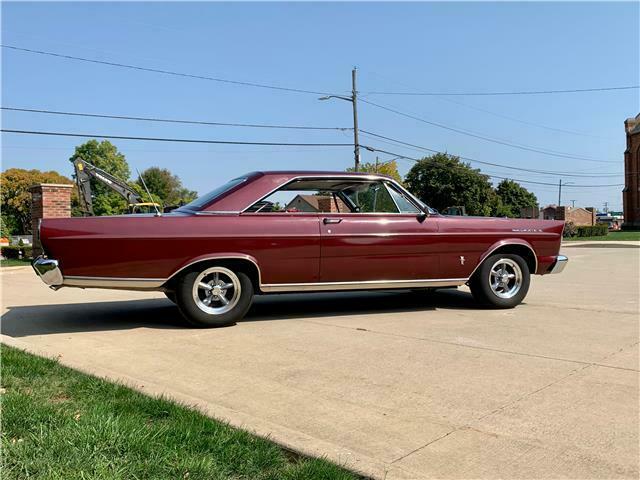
246;189;348;213
344;182;399;213
386;183;420;213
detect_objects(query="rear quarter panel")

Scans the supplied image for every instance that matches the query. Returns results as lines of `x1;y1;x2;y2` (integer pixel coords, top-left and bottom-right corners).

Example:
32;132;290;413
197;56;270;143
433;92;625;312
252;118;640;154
436;216;563;277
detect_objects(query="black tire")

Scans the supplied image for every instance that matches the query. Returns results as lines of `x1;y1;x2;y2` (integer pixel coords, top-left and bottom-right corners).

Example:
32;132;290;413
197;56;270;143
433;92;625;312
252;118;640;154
174;265;254;327
164;291;177;304
469;253;530;308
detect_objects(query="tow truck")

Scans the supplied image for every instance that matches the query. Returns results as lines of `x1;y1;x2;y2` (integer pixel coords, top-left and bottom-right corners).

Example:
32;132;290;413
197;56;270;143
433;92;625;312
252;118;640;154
71;158;162;215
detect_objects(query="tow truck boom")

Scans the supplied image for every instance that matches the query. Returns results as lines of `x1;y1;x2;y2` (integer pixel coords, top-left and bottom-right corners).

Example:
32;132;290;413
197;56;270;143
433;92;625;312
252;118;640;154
71;158;151;215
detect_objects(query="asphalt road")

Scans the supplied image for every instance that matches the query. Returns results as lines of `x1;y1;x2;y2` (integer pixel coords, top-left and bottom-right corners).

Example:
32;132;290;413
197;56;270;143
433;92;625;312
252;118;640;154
2;243;638;479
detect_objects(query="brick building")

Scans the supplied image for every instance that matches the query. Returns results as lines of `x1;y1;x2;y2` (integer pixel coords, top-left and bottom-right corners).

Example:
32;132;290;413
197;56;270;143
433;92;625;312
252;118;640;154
542;205;596;226
285;194;348;213
29;183;73;256
623;113;640;229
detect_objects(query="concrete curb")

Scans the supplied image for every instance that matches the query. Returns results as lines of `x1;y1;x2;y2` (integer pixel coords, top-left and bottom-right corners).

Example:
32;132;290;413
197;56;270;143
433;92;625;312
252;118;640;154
0;334;422;480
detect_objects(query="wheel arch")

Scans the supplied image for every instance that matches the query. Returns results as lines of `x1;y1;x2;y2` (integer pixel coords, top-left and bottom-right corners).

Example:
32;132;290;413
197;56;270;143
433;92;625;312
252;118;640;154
163;254;262;293
469;240;538;278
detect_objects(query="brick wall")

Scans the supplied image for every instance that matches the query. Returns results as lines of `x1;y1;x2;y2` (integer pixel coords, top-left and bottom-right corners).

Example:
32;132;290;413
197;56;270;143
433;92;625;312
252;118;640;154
555;206;596;226
623;114;640;229
29;183;73;256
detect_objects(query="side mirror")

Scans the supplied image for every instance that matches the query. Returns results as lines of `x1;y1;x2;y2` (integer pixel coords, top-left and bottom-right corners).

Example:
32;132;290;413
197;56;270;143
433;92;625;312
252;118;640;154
417;211;428;223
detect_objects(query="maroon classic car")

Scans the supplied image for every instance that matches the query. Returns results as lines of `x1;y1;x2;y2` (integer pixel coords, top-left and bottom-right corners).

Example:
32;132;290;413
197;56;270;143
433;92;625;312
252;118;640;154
33;171;567;327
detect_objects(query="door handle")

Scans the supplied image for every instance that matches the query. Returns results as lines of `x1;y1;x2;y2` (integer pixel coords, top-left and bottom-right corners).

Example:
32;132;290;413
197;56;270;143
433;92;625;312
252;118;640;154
323;218;343;225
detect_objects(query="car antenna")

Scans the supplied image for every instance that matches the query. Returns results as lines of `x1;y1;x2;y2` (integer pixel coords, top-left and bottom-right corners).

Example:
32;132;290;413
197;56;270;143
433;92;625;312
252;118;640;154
136;168;162;217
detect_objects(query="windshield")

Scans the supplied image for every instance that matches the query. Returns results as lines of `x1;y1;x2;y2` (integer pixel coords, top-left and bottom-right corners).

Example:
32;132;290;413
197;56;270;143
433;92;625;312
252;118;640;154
180;176;247;210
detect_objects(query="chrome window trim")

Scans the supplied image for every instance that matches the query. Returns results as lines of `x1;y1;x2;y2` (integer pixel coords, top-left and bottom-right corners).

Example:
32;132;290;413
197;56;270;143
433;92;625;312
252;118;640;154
383;181;421;214
240;175;430;215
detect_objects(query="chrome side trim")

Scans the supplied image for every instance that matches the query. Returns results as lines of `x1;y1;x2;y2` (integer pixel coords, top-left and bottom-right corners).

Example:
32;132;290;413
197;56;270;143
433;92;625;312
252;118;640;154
467;242;539;278
549;255;568;274
63;276;164;290
260;278;467;293
32;256;63;287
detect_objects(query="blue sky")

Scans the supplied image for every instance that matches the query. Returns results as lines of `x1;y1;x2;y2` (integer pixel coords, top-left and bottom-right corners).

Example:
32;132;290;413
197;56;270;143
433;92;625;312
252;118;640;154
2;1;638;210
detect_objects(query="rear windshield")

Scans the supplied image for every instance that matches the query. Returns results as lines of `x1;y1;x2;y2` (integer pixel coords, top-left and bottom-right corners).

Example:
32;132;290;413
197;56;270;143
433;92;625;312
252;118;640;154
180;177;247;210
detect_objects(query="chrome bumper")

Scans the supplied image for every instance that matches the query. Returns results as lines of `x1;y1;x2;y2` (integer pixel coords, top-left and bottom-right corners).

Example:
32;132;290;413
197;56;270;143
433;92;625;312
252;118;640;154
32;256;64;288
549;255;568;274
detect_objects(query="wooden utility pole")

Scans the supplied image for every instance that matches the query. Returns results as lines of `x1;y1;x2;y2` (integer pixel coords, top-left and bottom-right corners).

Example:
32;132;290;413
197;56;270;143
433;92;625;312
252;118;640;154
351;67;360;172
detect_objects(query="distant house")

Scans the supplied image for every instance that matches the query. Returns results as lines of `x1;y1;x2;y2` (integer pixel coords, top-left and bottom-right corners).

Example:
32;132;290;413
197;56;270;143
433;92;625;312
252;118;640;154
520;206;540;219
285;194;348;213
542;205;596;226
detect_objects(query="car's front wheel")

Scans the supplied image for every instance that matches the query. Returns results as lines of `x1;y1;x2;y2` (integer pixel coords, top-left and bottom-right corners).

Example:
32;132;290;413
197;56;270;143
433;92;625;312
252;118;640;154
469;253;530;308
175;265;254;327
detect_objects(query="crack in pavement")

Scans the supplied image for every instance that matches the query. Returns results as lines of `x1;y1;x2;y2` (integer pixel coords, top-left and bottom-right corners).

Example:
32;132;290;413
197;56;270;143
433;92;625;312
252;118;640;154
303;319;640;372
388;341;639;466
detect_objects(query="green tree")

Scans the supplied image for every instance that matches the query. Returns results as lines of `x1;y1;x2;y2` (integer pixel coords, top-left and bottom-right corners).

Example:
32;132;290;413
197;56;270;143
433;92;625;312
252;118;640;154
136;167;197;207
495;179;538;218
347;159;403;183
1;215;14;238
70;140;132;216
0;168;76;234
404;153;498;216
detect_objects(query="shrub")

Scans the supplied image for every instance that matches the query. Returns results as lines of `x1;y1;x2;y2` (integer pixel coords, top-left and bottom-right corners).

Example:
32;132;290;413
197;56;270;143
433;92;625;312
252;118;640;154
1;246;21;259
1;245;33;259
563;221;577;238
576;224;608;237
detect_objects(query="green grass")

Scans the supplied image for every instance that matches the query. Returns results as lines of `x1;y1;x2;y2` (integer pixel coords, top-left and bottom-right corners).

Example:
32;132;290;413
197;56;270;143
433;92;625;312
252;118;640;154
1;346;359;480
564;231;640;242
0;258;32;267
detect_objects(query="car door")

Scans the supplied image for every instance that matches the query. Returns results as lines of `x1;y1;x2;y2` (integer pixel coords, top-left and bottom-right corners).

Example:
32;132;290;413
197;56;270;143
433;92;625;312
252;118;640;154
319;180;439;282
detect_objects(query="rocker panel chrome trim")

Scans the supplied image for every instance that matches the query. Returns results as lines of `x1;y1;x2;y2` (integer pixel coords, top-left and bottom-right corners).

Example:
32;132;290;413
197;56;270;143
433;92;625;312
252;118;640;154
260;278;467;293
63;276;164;290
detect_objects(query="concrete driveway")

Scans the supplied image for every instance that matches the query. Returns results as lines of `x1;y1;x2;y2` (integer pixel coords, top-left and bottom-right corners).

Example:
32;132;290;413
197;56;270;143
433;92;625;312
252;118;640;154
2;243;638;479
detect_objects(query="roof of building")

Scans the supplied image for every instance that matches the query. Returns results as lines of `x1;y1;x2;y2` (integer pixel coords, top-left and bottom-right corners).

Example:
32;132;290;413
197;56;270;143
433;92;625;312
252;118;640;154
626;113;640;135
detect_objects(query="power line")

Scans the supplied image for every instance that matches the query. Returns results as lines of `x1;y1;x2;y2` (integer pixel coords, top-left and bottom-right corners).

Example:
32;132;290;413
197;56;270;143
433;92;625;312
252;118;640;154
1;44;341;96
362;86;640;96
363;69;607;139
359;130;625;177
1;107;351;131
360;98;618;164
0;129;353;147
364;146;625;188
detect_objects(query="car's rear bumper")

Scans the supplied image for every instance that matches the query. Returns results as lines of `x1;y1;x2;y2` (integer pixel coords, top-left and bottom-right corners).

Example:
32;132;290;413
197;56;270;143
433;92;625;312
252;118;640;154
549;255;568;274
32;256;63;288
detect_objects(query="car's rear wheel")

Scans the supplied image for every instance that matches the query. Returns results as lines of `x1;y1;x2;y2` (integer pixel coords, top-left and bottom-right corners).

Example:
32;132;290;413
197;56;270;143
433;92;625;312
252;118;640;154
175;265;253;327
469;253;530;308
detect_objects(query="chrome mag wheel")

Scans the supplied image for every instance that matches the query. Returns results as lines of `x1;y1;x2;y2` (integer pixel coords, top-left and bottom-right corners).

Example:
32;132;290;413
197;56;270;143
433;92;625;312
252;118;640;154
192;266;241;315
489;258;523;299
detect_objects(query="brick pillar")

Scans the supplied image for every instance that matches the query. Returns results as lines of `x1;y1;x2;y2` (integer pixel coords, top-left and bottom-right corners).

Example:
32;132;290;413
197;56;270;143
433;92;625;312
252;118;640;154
29;184;73;256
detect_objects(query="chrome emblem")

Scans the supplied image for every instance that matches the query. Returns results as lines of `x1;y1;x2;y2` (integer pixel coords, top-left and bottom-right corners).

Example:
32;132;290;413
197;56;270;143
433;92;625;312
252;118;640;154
460;256;465;265
511;228;543;233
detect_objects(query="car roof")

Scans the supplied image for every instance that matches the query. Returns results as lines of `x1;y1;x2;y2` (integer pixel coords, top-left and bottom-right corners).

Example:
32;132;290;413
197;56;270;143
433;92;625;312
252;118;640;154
248;170;395;180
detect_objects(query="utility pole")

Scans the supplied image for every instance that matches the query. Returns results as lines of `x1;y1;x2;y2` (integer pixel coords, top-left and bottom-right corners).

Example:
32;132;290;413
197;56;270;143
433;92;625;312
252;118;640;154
558;179;562;206
558;179;574;206
603;202;609;214
375;156;379;173
351;67;360;172
570;199;576;208
318;67;360;171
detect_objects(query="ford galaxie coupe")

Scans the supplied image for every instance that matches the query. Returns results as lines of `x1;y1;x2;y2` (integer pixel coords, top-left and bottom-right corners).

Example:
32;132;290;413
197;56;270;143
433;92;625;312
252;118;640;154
33;171;567;327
